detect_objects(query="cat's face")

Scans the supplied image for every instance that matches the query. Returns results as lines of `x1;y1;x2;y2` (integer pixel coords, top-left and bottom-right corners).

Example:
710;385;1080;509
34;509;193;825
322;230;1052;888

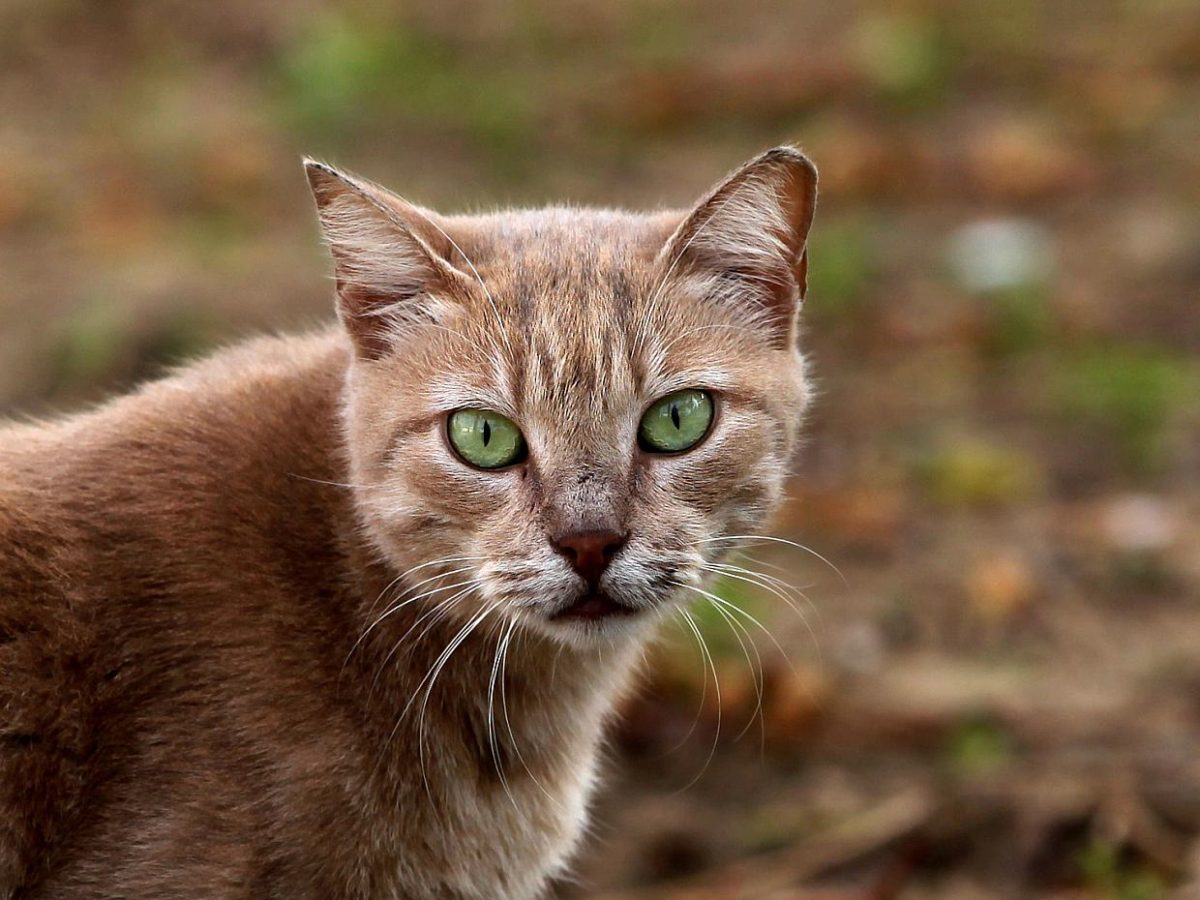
308;149;816;646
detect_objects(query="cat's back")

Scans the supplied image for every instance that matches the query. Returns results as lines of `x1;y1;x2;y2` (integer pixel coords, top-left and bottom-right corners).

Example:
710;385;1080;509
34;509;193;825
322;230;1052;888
0;427;102;892
0;330;354;894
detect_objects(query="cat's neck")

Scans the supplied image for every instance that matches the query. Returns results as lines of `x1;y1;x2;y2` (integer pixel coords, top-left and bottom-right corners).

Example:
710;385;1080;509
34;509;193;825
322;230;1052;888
339;537;645;896
343;549;645;797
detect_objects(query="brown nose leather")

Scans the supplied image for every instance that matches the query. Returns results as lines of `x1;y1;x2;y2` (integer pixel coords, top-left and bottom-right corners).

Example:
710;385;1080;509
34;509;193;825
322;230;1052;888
551;530;626;588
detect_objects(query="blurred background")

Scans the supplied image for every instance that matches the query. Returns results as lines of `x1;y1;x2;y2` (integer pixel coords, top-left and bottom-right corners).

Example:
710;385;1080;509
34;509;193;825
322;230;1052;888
2;0;1199;896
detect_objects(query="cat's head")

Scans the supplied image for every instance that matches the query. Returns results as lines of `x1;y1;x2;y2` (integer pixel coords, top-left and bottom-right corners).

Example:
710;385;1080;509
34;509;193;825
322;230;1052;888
307;148;816;646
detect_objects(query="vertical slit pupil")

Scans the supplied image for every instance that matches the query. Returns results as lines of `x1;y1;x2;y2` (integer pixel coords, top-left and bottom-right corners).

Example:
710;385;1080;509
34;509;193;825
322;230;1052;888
670;404;681;430
482;419;491;446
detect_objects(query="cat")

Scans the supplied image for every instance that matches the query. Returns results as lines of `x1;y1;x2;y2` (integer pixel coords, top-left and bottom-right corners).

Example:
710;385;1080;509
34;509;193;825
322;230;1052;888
0;146;817;899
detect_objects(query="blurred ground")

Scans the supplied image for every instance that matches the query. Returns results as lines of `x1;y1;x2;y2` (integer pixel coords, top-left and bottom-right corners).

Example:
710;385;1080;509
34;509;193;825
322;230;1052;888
2;1;1199;897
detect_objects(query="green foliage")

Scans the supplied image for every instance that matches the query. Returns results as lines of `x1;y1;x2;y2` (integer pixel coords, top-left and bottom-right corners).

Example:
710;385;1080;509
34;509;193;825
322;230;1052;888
982;284;1055;357
805;217;876;321
913;436;1042;509
52;294;129;392
945;717;1015;776
1077;839;1167;900
276;14;535;167
1053;345;1195;476
854;12;952;109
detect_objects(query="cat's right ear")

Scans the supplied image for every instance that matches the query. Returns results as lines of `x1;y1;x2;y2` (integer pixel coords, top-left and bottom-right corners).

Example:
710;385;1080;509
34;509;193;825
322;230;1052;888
304;160;469;360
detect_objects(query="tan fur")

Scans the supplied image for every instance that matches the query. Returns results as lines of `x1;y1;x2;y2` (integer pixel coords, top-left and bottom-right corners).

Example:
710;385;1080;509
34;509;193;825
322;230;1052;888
0;148;816;898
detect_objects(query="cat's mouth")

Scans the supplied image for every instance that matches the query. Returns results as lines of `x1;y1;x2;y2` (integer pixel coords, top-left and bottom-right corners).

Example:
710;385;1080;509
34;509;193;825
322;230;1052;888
549;591;639;622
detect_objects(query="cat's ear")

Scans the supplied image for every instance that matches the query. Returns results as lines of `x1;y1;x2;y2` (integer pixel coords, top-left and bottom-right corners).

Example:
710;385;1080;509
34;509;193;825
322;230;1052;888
659;146;817;347
304;159;469;359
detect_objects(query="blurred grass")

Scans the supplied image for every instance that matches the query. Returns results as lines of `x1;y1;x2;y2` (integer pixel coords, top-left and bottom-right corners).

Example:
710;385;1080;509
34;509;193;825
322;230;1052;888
912;436;1042;509
276;13;537;173
943;716;1017;777
1078;839;1168;900
805;215;877;322
1052;344;1196;477
853;11;954;110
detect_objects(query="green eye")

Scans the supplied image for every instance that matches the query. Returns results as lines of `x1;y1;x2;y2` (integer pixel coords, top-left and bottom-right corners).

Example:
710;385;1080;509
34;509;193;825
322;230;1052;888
447;409;526;469
638;389;714;453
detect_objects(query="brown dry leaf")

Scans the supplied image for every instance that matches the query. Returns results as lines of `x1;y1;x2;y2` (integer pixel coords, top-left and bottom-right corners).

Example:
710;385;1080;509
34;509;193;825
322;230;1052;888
802;119;918;200
0;157;39;229
198;131;274;197
965;552;1036;626
74;165;162;256
964;119;1095;201
776;486;906;550
764;663;829;744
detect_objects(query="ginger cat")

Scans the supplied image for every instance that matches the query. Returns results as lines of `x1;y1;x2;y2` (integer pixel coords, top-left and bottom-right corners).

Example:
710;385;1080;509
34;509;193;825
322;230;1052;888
0;147;817;898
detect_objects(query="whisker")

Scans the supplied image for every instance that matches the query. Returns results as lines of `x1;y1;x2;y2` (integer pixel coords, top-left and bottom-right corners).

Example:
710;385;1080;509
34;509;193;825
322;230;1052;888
363;555;487;622
673;608;721;793
487;617;521;812
387;599;502;798
661;609;710;757
499;626;567;814
348;566;482;668
703;598;765;745
368;580;484;700
699;563;823;669
685;584;796;675
694;534;848;586
700;562;807;621
288;473;376;490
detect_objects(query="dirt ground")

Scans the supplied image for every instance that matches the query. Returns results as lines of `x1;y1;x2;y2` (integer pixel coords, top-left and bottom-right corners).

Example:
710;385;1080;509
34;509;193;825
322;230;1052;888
2;1;1199;897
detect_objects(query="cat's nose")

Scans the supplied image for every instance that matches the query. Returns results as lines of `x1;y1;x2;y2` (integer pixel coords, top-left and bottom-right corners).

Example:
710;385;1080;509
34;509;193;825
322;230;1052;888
551;529;626;588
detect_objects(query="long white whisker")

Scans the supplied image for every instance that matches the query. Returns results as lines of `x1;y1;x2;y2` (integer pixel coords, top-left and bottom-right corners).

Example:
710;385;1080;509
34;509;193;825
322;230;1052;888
487;617;521;812
686;584;796;675
729;554;825;629
348;567;482;668
397;600;504;801
368;580;484;699
694;535;848;586
288;473;376;490
703;561;824;667
700;563;807;621
362;555;486;623
500;626;566;813
703;598;765;745
674;608;721;793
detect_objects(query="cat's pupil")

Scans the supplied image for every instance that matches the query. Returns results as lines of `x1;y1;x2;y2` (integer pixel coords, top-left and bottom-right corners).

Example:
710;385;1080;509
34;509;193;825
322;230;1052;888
670;404;680;430
482;420;491;446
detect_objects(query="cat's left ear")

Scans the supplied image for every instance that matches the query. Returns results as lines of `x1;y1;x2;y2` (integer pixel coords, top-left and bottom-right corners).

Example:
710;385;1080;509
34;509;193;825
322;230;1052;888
304;159;471;360
659;146;817;347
